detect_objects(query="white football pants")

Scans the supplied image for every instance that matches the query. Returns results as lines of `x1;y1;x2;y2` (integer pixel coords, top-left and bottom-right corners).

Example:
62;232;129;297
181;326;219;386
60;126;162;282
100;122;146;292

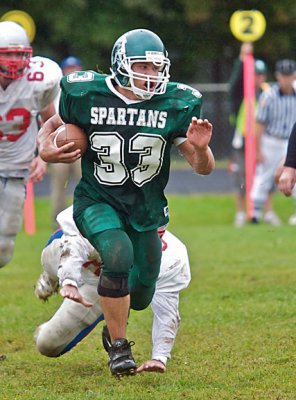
251;135;288;214
0;177;26;268
36;237;103;357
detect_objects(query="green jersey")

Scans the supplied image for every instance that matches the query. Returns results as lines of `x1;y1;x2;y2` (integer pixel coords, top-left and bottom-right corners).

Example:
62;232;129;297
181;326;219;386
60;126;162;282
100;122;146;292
59;72;202;231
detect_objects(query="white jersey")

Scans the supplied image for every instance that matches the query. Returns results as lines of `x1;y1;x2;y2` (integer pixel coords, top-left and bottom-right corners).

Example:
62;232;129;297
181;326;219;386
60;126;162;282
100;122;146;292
55;206;191;291
0;56;62;176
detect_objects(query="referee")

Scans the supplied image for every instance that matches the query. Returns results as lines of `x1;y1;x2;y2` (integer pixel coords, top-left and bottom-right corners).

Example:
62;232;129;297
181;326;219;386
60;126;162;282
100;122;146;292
250;59;296;223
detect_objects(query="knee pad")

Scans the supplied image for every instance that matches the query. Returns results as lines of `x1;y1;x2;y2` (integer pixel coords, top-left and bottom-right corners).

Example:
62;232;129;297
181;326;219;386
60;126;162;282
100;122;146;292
98;274;129;298
0;240;14;268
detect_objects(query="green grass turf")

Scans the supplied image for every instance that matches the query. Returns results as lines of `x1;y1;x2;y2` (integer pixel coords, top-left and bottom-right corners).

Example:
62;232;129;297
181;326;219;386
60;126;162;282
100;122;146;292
1;194;296;399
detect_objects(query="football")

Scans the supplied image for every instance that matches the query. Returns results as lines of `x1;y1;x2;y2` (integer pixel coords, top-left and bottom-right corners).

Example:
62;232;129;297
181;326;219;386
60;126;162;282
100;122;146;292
53;124;88;155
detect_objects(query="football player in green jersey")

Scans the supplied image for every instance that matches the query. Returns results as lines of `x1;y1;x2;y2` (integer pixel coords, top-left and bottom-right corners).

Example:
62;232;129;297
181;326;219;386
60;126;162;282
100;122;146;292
38;28;215;377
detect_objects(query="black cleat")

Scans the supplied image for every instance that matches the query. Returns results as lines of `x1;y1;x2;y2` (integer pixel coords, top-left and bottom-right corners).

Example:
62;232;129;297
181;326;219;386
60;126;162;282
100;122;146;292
108;338;137;377
102;324;112;353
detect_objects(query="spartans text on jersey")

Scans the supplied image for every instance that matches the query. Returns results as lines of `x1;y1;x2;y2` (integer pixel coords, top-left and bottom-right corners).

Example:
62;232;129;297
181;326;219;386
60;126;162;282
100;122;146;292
91;107;167;129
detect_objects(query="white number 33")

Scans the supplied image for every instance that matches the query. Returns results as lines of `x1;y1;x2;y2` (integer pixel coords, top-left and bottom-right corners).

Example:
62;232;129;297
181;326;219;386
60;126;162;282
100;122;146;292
90;132;166;187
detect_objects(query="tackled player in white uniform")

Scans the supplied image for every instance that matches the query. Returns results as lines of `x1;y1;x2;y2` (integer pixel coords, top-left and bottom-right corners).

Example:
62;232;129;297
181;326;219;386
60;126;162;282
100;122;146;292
34;206;191;373
0;21;62;267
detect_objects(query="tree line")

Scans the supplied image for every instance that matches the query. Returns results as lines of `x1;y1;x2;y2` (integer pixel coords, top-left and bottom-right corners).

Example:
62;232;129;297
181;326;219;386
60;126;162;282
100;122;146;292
1;0;295;83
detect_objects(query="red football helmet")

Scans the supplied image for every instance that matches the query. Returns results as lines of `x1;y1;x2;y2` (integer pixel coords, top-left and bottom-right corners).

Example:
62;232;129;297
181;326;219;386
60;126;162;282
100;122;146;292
0;21;32;80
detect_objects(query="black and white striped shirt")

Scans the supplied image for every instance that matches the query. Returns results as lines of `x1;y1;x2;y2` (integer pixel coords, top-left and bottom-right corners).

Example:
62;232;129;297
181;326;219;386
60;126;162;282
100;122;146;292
256;84;296;139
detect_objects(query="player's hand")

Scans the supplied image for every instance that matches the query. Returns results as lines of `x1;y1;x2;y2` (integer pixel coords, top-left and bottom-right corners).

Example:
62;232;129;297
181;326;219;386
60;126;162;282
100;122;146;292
39;131;81;163
186;118;212;151
29;156;47;183
60;284;93;307
278;167;296;197
274;163;284;185
136;359;166;373
38;114;81;163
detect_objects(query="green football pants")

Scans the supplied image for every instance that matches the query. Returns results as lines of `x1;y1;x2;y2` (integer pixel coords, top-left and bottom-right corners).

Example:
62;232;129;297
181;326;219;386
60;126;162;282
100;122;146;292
74;202;162;310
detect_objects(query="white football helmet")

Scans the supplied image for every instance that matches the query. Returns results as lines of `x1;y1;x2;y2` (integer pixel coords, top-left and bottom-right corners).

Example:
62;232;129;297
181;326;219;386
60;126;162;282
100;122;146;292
0;21;32;80
111;29;170;100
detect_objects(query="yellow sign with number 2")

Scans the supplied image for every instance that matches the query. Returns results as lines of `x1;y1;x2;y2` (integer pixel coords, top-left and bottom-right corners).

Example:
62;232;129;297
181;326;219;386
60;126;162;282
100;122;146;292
230;10;266;42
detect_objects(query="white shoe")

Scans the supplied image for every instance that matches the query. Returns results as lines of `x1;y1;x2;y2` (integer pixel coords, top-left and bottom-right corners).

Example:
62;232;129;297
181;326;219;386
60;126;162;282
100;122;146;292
288;213;296;225
34;272;59;301
234;211;246;227
263;211;282;226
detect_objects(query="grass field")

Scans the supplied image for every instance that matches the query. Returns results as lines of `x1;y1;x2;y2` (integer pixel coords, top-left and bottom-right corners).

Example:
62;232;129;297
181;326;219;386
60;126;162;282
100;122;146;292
1;194;296;399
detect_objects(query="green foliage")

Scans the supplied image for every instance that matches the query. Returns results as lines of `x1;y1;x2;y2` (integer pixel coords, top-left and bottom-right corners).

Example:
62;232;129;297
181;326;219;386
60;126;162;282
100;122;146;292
1;194;296;399
0;1;295;81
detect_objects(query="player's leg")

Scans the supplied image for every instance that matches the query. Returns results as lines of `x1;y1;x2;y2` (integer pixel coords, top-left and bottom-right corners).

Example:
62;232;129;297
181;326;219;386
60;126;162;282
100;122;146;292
35;283;103;357
232;149;247;227
0;177;26;268
90;228;135;375
251;136;286;222
128;228;162;311
74;201;136;376
263;192;282;225
75;205;132;339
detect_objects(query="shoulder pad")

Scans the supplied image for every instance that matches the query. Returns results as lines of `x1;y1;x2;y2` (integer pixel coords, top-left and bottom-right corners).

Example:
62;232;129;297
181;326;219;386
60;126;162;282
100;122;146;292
165;82;202;101
60;71;105;97
28;56;62;109
162;82;202;111
175;82;202;99
30;56;62;89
